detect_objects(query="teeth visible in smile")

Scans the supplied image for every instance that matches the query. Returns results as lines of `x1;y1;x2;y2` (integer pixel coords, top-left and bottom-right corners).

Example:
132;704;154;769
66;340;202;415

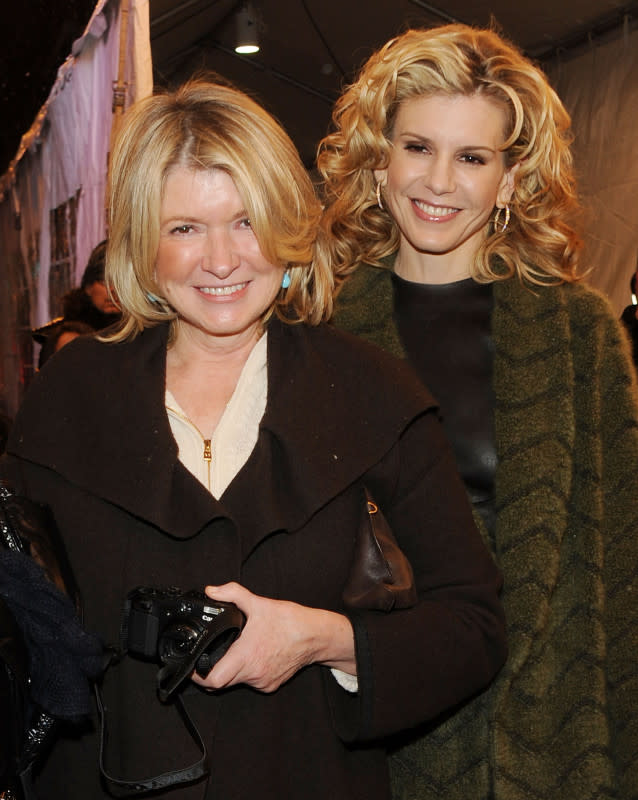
414;200;459;216
200;283;247;296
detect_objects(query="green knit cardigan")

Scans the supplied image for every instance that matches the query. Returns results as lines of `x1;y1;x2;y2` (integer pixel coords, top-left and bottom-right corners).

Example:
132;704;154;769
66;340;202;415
333;263;638;800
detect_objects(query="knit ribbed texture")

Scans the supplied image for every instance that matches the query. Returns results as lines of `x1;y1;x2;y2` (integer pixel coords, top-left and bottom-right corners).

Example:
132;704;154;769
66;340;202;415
334;267;638;800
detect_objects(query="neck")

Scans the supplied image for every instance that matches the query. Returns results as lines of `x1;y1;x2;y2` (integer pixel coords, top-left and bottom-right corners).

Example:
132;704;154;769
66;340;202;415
165;328;263;438
394;237;483;285
169;323;261;372
395;251;473;285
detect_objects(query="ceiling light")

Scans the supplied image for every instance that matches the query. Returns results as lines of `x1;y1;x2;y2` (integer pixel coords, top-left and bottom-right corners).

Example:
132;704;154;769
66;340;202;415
235;3;260;55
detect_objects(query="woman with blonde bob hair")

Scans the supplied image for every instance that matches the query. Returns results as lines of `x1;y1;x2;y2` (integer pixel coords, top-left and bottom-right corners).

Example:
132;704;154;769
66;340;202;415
108;78;331;337
319;24;638;800
0;77;507;799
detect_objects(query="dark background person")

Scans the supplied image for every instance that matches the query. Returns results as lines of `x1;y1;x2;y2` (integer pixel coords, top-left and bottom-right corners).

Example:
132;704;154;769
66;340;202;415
318;24;638;800
1;79;506;800
620;266;638;367
33;240;121;367
33;319;95;367
50;319;95;352
62;239;120;327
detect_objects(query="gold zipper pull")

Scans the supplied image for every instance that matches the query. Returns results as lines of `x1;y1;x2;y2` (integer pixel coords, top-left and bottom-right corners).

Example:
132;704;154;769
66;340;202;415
203;439;212;462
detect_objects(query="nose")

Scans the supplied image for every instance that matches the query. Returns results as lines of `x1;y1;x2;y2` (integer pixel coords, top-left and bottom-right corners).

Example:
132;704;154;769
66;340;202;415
203;230;240;277
425;154;455;196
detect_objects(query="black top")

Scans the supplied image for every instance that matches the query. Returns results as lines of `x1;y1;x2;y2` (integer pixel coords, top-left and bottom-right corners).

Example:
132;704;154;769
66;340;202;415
392;273;496;533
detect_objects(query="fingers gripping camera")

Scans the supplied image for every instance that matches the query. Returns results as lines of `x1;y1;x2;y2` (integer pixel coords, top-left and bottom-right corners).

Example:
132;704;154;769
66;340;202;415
121;586;245;701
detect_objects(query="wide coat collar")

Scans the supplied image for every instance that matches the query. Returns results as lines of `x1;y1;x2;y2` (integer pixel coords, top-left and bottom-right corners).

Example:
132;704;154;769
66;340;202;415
9;318;434;557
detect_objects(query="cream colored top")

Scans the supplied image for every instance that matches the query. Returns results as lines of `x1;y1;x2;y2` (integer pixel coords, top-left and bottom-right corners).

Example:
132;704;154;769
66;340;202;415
165;333;268;499
165;332;357;693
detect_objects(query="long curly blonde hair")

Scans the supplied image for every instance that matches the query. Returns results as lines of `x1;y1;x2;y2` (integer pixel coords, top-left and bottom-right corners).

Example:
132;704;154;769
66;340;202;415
317;24;582;286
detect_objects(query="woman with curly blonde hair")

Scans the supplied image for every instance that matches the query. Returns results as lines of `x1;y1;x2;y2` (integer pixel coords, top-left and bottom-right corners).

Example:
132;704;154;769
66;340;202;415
319;24;638;800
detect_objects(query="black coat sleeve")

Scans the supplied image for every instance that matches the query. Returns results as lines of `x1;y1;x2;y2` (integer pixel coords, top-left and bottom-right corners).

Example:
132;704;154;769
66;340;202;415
326;409;507;742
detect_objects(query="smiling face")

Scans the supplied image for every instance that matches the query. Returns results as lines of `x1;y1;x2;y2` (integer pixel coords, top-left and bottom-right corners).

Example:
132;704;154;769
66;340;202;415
376;93;518;282
155;166;284;350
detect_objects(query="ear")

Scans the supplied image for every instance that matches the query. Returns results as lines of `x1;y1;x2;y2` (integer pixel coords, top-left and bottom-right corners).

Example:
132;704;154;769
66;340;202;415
373;168;387;187
496;161;520;208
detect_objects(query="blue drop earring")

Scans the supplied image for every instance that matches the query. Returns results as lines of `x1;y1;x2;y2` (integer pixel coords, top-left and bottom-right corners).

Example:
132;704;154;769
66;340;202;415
281;271;291;289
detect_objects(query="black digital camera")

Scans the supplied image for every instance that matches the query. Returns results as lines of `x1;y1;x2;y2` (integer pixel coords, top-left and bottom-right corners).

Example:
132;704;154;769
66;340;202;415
121;586;244;701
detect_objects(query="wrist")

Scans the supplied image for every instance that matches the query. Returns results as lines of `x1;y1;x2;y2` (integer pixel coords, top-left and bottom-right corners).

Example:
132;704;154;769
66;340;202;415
308;608;356;675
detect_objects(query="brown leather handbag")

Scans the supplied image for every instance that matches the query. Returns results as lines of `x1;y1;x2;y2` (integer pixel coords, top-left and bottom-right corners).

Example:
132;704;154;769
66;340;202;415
342;487;417;611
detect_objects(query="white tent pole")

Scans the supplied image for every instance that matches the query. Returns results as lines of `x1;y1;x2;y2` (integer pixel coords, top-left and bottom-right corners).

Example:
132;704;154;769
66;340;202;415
110;0;131;156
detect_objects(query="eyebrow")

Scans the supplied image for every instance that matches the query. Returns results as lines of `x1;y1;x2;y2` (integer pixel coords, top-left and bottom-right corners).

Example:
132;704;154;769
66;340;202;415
397;131;498;153
160;208;250;224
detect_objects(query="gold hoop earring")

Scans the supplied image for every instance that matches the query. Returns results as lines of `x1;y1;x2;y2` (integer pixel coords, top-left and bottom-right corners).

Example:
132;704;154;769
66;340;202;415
493;204;510;233
376;181;384;211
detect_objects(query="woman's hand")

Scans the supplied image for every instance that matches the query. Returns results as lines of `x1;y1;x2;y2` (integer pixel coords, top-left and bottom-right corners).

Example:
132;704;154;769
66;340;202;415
191;582;356;693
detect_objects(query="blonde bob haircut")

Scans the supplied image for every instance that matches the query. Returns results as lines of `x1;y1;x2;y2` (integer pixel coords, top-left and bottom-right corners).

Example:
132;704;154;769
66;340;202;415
106;78;332;341
317;24;583;286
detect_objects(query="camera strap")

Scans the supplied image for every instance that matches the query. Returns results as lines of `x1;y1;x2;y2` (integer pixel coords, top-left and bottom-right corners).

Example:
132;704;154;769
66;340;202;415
95;681;209;796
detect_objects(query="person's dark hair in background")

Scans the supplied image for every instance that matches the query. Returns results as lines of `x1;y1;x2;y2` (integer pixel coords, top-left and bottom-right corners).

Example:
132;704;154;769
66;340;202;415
33;240;121;368
63;240;120;330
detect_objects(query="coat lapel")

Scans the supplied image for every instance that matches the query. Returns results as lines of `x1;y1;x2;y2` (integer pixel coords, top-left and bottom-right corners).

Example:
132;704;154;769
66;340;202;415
10;324;227;538
333;263;405;359
491;278;575;663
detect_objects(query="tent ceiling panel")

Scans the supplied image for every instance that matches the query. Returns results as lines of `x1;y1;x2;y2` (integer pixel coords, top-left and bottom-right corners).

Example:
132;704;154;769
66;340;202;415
3;0;638;176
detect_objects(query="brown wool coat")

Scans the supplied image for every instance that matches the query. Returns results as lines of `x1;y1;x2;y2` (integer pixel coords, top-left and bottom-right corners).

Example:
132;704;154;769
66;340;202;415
2;318;505;800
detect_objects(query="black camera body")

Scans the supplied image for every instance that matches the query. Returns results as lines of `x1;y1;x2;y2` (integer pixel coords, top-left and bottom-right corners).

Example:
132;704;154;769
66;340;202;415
122;586;244;701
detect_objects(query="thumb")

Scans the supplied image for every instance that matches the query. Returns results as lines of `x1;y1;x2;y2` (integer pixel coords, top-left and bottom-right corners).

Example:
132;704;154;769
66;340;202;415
205;581;251;612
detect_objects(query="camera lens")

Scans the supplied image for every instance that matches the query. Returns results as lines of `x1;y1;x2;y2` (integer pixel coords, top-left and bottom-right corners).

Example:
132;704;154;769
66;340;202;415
158;622;203;662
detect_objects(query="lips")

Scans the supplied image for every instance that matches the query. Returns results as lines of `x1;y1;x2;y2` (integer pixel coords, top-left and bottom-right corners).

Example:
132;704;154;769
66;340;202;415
199;282;247;296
